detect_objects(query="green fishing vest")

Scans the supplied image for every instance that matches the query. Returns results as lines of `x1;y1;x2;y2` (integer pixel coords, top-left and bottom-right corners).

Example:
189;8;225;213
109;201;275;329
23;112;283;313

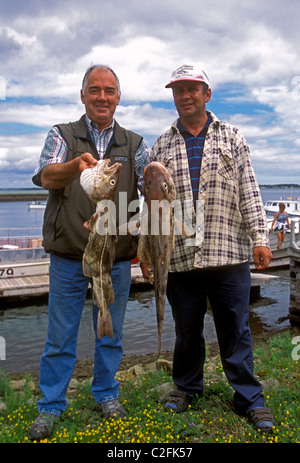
41;115;143;261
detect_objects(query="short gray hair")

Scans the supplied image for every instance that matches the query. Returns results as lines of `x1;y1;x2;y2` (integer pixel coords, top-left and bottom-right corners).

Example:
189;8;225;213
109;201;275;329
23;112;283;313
82;65;121;96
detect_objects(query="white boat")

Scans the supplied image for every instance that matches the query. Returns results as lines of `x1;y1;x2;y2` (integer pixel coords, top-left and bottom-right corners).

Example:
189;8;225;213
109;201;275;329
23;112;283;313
264;199;300;217
28;201;46;210
0;228;50;298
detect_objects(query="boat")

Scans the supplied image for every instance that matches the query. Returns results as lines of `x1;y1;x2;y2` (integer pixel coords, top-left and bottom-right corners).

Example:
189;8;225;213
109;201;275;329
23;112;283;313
28;201;46;210
0;228;50;298
264;199;300;217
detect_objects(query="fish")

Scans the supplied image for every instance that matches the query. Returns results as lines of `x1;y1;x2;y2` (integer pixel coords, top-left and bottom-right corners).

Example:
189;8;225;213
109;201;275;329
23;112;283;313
137;161;176;357
80;159;122;338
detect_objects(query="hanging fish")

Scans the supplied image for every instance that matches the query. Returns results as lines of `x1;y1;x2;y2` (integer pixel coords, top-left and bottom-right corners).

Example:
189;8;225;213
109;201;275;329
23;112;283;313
80;159;122;338
137;161;176;357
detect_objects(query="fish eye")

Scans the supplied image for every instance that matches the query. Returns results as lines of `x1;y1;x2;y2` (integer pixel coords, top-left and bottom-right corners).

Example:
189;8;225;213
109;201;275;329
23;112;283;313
110;179;116;186
162;182;168;190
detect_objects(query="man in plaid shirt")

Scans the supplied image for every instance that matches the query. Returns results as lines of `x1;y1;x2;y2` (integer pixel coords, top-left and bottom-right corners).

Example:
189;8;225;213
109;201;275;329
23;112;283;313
151;64;275;433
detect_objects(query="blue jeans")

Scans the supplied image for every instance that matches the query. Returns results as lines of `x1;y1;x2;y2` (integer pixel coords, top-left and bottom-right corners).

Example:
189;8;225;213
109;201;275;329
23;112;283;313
37;254;131;416
167;263;265;414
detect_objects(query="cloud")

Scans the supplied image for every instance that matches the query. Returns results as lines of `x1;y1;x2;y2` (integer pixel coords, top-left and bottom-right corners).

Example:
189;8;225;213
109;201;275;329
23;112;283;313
1;0;300;187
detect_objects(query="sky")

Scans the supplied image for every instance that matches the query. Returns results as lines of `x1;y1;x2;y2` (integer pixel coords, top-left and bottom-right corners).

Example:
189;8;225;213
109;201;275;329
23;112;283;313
1;0;300;188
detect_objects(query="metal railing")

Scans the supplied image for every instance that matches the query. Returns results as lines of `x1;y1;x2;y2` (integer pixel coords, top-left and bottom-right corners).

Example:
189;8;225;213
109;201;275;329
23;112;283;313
0;228;43;249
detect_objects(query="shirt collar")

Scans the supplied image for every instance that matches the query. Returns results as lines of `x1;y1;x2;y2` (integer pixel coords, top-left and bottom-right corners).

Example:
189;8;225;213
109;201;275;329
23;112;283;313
85;114;115;133
177;111;212;135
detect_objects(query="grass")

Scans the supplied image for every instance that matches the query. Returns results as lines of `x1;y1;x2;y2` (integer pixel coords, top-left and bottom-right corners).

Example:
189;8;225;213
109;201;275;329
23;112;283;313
0;330;299;444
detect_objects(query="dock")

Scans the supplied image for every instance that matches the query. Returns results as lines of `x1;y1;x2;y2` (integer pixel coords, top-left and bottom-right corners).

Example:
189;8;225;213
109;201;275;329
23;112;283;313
0;263;147;299
0;275;50;298
0;262;278;300
249;221;300;270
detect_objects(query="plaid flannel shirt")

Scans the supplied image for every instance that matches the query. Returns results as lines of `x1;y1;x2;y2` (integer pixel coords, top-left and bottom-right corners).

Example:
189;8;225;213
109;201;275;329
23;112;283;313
150;111;269;272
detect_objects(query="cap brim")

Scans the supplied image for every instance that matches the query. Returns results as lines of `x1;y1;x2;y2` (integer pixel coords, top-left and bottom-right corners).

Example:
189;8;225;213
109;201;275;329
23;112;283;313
165;77;209;88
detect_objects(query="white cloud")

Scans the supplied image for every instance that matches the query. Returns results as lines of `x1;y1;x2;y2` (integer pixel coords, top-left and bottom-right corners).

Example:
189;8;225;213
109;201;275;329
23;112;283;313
1;0;300;187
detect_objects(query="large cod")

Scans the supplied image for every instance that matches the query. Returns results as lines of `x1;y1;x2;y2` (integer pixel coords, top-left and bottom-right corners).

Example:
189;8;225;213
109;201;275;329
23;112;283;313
80;159;122;338
137;161;176;357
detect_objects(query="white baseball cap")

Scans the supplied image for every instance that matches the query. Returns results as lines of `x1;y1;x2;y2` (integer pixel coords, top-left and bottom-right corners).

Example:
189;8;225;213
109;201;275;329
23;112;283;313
165;64;210;88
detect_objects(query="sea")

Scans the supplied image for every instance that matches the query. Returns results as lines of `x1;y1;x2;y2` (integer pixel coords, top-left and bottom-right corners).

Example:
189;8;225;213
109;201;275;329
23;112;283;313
0;187;299;374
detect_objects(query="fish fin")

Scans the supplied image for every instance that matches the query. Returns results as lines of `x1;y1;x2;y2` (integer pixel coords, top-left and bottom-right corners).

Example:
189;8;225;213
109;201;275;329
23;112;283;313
137;234;151;265
156;315;164;358
82;256;92;277
97;309;113;338
174;218;194;237
148;268;154;284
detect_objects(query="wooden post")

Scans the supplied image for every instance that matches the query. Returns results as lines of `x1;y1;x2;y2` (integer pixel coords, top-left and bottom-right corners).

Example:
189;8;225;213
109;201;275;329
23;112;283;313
288;220;300;326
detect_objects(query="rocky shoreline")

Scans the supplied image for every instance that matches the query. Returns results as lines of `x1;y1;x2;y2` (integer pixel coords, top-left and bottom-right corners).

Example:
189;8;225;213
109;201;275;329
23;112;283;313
6;327;299;383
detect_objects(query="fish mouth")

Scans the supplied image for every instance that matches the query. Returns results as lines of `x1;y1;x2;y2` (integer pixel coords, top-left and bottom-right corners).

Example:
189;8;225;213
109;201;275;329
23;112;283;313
102;159;122;175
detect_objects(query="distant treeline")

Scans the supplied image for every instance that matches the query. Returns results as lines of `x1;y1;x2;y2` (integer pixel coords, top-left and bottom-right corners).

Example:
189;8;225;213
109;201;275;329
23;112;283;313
260;184;300;189
0;193;48;202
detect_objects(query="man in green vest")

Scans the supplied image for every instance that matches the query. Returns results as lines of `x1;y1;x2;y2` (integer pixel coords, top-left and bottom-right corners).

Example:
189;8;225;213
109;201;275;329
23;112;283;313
29;65;149;440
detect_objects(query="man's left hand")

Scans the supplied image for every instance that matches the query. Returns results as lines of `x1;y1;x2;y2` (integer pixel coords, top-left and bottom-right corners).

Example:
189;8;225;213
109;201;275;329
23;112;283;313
253;246;273;270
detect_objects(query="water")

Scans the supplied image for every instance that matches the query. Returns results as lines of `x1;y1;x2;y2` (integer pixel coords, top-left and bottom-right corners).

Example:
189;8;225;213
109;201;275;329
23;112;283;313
259;187;300;203
0;201;44;238
0;188;298;374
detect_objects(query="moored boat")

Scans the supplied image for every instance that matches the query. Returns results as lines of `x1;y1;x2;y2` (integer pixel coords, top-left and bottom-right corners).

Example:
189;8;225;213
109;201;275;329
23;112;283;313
0;228;50;298
28;201;47;210
264;199;300;217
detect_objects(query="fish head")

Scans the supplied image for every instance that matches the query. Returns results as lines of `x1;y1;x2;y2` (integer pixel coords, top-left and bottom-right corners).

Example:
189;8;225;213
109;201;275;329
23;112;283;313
142;161;176;202
80;159;122;203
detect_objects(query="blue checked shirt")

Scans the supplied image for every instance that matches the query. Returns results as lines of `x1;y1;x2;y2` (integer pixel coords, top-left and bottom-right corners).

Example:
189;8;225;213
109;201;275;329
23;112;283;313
34;115;149;193
177;113;212;205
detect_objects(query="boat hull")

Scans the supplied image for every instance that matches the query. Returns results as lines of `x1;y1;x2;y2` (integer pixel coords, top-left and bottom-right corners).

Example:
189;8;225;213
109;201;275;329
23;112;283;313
264;199;300;217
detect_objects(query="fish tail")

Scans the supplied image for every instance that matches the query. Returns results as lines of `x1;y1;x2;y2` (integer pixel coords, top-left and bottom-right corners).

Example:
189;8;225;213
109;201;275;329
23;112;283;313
156;292;165;358
97;310;113;338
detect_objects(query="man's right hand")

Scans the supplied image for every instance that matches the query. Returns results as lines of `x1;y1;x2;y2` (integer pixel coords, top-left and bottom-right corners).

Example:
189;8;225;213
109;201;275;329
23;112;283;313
79;152;98;172
41;152;97;189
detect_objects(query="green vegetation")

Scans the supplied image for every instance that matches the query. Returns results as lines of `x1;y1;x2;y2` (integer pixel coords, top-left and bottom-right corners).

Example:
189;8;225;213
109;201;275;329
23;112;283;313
0;331;299;444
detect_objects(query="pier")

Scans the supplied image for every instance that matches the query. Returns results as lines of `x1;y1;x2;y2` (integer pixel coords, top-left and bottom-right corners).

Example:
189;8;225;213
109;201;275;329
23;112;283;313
0;261;277;301
288;221;300;325
3;218;300;302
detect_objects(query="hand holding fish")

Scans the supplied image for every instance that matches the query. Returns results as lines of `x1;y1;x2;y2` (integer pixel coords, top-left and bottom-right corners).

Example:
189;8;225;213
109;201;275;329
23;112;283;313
41;152;97;190
79;152;98;172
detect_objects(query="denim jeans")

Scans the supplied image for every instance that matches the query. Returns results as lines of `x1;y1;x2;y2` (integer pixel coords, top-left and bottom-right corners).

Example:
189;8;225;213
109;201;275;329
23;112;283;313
37;254;131;416
167;263;265;414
